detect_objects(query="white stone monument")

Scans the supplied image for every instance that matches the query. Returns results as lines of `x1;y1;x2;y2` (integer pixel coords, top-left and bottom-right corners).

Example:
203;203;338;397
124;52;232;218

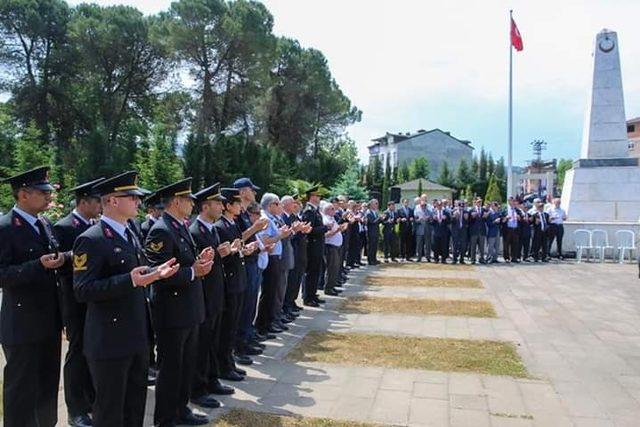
561;29;640;254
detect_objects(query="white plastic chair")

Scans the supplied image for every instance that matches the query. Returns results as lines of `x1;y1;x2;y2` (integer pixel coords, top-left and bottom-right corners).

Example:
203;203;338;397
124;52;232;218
615;230;636;264
573;229;593;263
591;229;613;262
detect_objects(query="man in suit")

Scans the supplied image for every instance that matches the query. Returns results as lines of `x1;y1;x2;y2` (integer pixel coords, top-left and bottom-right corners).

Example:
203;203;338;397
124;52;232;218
397;198;414;261
0;166;66;427
468;197;488;264
145;178;214;426
301;186;329;307
214;188;259;381
450;201;469;264
430;200;450;263
530;198;551;262
501;197;523;263
381;201;398;262
189;183;235;408
365;199;382;265
73;171;179;426
413;196;432;262
54;177;104;427
140;192;164;240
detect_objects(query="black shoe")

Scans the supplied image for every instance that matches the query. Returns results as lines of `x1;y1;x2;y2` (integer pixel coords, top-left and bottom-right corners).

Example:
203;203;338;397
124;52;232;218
249;339;266;349
235;354;253;365
220;370;244;381
324;290;339;296
275;321;289;331
304;300;319;307
68;414;92;427
190;394;221;409
238;345;262;356
209;380;235;395
314;297;326;304
177;410;209;426
292;304;303;311
267;324;284;333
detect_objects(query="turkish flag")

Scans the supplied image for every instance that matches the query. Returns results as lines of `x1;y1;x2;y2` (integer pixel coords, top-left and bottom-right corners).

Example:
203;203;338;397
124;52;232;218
511;17;523;51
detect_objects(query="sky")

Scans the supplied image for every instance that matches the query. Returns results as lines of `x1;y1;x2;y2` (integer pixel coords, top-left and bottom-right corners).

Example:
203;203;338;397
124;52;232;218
64;0;640;166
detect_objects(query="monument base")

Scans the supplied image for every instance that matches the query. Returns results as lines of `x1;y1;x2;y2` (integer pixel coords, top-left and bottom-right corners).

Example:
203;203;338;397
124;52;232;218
561;164;640;222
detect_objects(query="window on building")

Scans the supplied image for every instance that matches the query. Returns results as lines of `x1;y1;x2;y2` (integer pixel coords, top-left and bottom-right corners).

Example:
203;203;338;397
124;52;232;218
628;124;636;133
628;142;635;149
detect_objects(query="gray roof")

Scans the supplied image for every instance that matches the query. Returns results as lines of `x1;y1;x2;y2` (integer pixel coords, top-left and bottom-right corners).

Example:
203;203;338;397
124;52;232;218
391;178;453;191
369;128;473;150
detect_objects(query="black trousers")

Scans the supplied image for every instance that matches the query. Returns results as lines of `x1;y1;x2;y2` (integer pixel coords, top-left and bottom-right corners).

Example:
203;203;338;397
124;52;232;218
367;232;379;265
519;229;531;260
503;227;520;261
452;234;468;262
347;231;361;266
400;228;413;259
64;313;94;417
2;339;61;427
256;255;282;332
382;231;396;259
324;244;341;293
217;292;244;373
192;312;223;398
87;350;148;427
549;224;564;256
304;242;323;302
531;229;549;260
154;325;198;426
432;235;448;261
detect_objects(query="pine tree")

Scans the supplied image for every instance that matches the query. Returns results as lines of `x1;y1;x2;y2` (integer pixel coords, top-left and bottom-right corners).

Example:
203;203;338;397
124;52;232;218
417;179;423;198
495;156;506;196
399;161;410;183
331;166;368;200
409;157;430;180
136;124;184;190
479;148;488;182
437;162;455;188
455;159;474;190
484;173;503;203
382;156;391;206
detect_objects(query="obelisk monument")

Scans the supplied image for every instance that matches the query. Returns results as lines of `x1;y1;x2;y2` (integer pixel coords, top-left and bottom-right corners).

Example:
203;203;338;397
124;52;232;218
561;29;640;223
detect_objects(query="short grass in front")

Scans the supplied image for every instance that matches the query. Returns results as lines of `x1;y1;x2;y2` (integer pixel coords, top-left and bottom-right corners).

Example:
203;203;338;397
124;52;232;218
342;296;496;318
364;275;483;288
287;332;529;378
380;262;475;271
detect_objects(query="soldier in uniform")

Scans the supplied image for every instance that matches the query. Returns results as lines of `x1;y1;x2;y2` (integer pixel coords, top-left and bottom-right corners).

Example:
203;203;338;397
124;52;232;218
301;186;328;307
141;192;164;240
144;178;214;426
72;171;179;426
0;166;65;427
54;177;104;427
214;188;259;381
189;183;235;407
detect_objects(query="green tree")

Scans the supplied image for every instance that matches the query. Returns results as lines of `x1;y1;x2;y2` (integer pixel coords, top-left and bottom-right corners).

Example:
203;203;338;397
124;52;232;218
381;156;391;206
556;158;573;192
409;157;430;180
437;161;455;188
494;156;506;196
417;179;423;198
330;166;368;200
484;173;503;203
455;158;474;189
398;161;410;183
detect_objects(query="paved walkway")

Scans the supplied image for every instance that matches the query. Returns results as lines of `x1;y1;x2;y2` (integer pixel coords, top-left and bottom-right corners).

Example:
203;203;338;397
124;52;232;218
7;260;640;426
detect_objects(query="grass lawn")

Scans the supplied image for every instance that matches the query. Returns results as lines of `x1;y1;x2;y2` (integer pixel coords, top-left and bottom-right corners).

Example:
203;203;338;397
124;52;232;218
214;408;380;426
287;332;529;378
364;275;483;288
380;262;475;271
342;296;496;318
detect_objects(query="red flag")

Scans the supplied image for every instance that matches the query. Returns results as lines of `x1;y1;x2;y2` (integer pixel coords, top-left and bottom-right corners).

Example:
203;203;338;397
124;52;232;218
511;17;523;51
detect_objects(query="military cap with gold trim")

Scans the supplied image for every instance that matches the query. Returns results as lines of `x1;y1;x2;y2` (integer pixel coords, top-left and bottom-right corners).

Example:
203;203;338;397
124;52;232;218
194;182;226;203
68;177;104;199
93;171;146;197
144;191;164;209
154;177;196;200
2;166;55;191
220;187;241;202
305;185;321;196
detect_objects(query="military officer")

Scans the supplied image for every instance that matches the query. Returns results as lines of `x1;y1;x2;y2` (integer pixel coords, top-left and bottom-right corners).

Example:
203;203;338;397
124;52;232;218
189;183;235;407
301;186;328;307
144;178;213;426
54;177;104;427
141;192;164;240
214;188;258;381
72;171;179;426
0;166;65;427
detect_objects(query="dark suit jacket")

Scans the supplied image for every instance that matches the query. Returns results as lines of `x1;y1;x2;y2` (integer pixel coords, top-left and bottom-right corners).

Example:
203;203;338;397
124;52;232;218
54;212;92;327
0;210;62;346
73;220;147;360
430;210;451;237
140;217;157;240
397;206;413;234
381;209;398;235
450;208;469;238
365;210;381;238
469;207;488;236
302;204;327;247
531;211;551;233
189;218;225;317
214;216;247;294
145;212;205;330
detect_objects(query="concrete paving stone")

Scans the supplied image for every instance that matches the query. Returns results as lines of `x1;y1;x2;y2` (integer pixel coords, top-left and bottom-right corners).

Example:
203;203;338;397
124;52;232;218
571;417;615;427
449;408;490;427
489;415;535;427
413;381;449;400
341;376;381;399
555;381;609;419
408;397;449;426
449;393;488;411
449;374;484;395
370;390;411;425
329;396;375;421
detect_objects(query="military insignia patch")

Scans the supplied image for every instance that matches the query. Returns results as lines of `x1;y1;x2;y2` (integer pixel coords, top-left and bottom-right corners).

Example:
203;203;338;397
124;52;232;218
104;226;114;238
13;216;22;227
73;254;88;271
172;221;179;229
148;241;164;252
72;217;80;227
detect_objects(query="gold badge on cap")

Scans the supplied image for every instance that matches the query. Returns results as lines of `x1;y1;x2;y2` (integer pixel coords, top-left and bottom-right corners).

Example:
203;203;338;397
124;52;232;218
73;254;88;271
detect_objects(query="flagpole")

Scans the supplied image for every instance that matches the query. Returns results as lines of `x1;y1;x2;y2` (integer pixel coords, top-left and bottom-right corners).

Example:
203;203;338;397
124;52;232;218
507;9;514;198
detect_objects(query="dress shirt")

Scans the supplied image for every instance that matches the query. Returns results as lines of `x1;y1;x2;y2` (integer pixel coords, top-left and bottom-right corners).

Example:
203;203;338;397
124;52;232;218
258;211;282;256
323;214;343;247
12;205;41;234
546;206;566;225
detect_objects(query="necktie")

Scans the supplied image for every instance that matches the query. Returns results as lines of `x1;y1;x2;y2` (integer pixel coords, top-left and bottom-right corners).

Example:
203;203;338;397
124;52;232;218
540;213;545;231
125;227;135;247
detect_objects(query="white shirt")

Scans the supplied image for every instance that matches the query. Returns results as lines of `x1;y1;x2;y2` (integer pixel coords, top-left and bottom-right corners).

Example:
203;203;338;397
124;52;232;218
72;209;91;225
507;207;519;228
546;206;566;225
197;216;214;232
322;214;343;247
